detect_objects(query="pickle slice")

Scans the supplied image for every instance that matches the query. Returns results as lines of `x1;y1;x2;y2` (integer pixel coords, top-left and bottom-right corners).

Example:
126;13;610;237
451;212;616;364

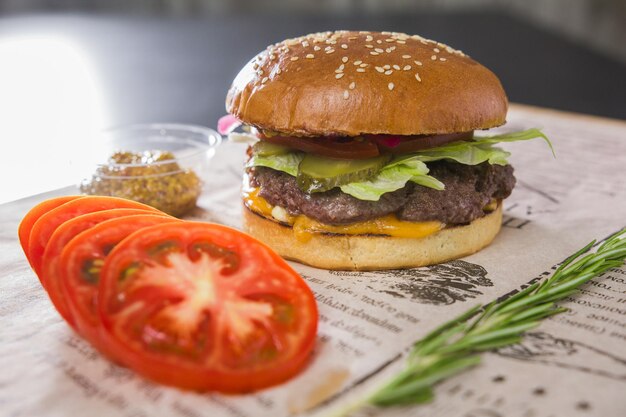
252;142;290;156
297;154;391;193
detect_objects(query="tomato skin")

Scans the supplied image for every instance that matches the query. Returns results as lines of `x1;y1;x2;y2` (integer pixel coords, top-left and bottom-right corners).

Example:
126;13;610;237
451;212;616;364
369;131;473;154
59;214;179;355
18;196;80;265
27;196;162;277
262;134;380;159
41;208;166;328
260;131;474;159
98;222;318;392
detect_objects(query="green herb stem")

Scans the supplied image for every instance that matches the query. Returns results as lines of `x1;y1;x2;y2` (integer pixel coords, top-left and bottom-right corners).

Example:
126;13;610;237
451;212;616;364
330;228;626;417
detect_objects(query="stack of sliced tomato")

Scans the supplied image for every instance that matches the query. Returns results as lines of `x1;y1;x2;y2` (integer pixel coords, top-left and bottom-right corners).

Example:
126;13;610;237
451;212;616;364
19;196;318;392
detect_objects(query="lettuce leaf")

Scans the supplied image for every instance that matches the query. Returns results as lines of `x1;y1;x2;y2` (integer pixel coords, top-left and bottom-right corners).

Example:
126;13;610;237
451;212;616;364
387;128;553;167
246;128;552;201
340;158;444;201
399;142;511;166
246;152;303;177
475;128;555;157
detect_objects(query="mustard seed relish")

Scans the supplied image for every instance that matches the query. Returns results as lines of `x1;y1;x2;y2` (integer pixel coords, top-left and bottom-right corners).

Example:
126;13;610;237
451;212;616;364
80;151;201;217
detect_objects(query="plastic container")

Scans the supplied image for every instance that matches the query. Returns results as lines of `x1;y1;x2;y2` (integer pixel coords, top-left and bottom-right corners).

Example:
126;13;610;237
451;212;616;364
79;124;221;217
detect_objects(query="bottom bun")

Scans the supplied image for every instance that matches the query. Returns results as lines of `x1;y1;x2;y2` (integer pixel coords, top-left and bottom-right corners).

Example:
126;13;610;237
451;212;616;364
242;203;503;270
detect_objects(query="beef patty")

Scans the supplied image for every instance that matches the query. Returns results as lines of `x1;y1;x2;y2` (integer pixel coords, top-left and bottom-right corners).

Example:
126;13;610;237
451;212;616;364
249;161;515;225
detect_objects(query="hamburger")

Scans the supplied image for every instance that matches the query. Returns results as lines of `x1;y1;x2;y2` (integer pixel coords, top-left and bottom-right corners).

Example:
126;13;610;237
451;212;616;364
222;30;550;270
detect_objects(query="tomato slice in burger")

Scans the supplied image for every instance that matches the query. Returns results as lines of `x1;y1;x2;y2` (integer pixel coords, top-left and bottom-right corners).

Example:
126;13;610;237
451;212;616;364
369;131;474;154
98;222;318;392
41;208;168;327
27;196;162;277
262;134;380;159
18;196;80;264
59;214;179;355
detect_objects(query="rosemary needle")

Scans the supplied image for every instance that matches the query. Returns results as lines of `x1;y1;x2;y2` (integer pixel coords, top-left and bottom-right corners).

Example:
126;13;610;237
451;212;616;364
330;228;626;416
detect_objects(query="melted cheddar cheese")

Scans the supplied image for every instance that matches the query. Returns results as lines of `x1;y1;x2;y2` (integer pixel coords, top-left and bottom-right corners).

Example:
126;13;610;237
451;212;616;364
243;187;444;243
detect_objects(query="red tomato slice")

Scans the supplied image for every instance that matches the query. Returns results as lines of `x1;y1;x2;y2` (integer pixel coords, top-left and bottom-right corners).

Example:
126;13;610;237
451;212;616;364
27;196;162;277
59;214;179;355
369;131;473;154
41;208;169;327
98;222;318;392
261;132;474;158
262;134;380;159
18;196;80;264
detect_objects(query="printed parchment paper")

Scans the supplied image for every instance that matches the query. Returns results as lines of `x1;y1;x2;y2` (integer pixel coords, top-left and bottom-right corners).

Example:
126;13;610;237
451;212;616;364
1;104;624;417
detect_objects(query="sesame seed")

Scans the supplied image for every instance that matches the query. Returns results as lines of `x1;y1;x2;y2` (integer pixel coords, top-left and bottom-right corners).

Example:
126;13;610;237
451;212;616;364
335;69;343;74
341;44;348;49
414;60;423;66
365;45;373;49
343;90;349;99
356;68;366;72
390;46;397;51
354;60;362;65
440;57;447;62
376;40;382;44
258;69;264;75
349;82;356;90
393;65;400;70
342;56;348;63
348;36;357;40
313;46;321;51
385;38;395;43
366;35;373;42
415;73;421;82
370;51;379;56
339;64;345;70
388;82;395;90
276;68;282;74
375;48;384;53
383;65;390;70
290;57;299;61
326;49;335;54
385;48;392;53
431;55;437;60
403;65;411;70
359;63;368;67
384;70;393;75
306;54;314;59
375;66;384;73
335;73;344;79
397;40;406;44
433;48;440;53
261;77;268;83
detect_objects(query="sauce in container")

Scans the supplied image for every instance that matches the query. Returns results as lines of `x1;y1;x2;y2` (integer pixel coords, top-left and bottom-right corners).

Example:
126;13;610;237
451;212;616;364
80;150;201;217
79;124;222;217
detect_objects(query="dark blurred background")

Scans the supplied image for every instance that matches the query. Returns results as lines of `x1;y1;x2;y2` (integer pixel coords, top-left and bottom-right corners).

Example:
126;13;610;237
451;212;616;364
2;0;626;63
1;0;625;203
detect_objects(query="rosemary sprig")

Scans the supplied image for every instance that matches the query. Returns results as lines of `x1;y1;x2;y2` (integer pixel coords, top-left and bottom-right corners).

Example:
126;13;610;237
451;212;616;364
332;228;626;415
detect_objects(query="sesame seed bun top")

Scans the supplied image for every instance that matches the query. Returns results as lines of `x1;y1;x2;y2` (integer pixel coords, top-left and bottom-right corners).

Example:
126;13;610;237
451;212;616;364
226;30;508;137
